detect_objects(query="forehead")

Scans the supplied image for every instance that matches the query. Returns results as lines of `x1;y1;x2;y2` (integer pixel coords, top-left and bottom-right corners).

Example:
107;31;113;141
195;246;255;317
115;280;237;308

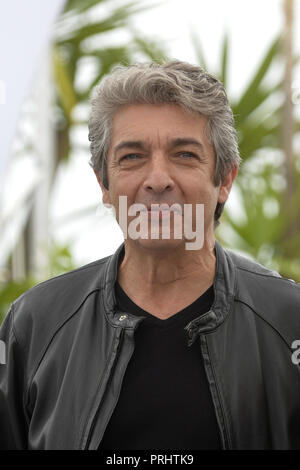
109;103;210;146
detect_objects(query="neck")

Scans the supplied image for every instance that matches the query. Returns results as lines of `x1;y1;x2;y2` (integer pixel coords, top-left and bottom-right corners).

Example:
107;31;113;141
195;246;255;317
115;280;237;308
117;236;216;302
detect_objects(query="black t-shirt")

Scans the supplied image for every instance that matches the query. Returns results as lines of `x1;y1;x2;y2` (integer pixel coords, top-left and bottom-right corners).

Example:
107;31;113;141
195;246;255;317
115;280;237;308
98;281;221;450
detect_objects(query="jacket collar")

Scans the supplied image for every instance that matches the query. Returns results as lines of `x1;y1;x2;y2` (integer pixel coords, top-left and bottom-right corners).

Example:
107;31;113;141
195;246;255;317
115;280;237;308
102;243;144;330
102;240;236;335
184;240;236;345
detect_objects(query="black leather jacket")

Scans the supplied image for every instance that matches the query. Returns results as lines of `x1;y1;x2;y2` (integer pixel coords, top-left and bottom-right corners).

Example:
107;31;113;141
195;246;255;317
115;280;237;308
1;240;300;450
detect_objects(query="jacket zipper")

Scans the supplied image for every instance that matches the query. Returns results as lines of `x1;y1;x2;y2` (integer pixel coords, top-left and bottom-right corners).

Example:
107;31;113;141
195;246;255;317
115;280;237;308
83;326;125;450
94;327;137;449
199;334;232;450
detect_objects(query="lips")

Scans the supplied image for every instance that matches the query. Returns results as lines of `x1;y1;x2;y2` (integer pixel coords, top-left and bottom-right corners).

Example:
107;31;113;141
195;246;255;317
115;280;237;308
140;203;182;214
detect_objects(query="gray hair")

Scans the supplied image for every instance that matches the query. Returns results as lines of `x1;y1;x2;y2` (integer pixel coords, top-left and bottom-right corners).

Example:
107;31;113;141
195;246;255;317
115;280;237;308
88;60;241;225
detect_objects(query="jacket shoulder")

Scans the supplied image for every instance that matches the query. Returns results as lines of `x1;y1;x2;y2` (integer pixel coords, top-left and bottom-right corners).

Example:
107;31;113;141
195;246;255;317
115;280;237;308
14;256;109;312
226;248;300;344
226;248;283;279
10;255;111;361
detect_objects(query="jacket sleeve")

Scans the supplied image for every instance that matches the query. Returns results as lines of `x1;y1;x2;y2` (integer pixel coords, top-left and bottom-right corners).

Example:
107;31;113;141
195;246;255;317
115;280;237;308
0;305;28;449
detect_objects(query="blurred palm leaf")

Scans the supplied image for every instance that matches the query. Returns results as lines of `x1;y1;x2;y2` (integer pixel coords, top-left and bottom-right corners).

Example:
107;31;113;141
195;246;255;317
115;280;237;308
233;37;280;125
52;0;166;169
190;30;208;70
63;0;104;15
220;33;229;88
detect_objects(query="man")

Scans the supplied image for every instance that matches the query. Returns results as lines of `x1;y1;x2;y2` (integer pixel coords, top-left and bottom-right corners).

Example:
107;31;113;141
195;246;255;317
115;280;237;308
1;61;300;450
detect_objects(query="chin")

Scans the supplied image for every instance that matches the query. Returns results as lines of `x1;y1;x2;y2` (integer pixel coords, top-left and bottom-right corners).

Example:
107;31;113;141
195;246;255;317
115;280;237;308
133;237;186;253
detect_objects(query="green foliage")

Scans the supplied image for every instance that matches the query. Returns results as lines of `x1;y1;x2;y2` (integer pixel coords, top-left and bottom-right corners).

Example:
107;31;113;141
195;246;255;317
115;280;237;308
0;243;77;325
49;242;77;278
233;37;281;128
0;279;36;325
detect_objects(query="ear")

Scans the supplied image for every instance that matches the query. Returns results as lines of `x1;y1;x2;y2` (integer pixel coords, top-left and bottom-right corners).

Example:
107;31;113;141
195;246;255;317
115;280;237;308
217;164;238;204
93;170;111;205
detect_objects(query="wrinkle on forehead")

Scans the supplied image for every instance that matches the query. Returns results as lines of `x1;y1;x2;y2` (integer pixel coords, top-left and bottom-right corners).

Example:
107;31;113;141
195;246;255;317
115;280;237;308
109;103;214;158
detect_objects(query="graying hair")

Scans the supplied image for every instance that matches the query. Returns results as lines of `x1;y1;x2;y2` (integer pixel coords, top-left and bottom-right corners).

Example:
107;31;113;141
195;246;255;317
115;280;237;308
88;60;241;225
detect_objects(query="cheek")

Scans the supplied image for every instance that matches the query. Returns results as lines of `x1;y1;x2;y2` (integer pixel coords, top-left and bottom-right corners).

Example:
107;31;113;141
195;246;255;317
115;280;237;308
198;187;220;218
194;181;218;202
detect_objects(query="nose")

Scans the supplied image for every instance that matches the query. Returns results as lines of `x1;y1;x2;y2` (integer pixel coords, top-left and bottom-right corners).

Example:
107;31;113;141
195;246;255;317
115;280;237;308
142;153;175;194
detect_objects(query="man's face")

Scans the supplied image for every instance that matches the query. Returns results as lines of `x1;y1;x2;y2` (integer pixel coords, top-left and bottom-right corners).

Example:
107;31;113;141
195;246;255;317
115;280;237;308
95;103;236;251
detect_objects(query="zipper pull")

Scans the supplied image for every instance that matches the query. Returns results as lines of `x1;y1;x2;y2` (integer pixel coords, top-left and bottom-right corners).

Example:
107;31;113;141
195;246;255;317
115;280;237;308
184;323;199;347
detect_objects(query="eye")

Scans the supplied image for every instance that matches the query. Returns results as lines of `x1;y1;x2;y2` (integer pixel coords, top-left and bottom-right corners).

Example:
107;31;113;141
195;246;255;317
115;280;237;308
177;151;197;159
120;154;142;162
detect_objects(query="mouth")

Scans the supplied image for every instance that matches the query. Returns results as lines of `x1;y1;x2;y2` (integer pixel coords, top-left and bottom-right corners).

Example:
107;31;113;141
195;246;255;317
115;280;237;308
140;203;182;214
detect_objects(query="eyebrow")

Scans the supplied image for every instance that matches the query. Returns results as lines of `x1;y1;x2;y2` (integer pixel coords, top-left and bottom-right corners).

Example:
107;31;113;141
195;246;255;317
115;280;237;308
168;138;204;153
113;137;205;158
114;141;146;155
